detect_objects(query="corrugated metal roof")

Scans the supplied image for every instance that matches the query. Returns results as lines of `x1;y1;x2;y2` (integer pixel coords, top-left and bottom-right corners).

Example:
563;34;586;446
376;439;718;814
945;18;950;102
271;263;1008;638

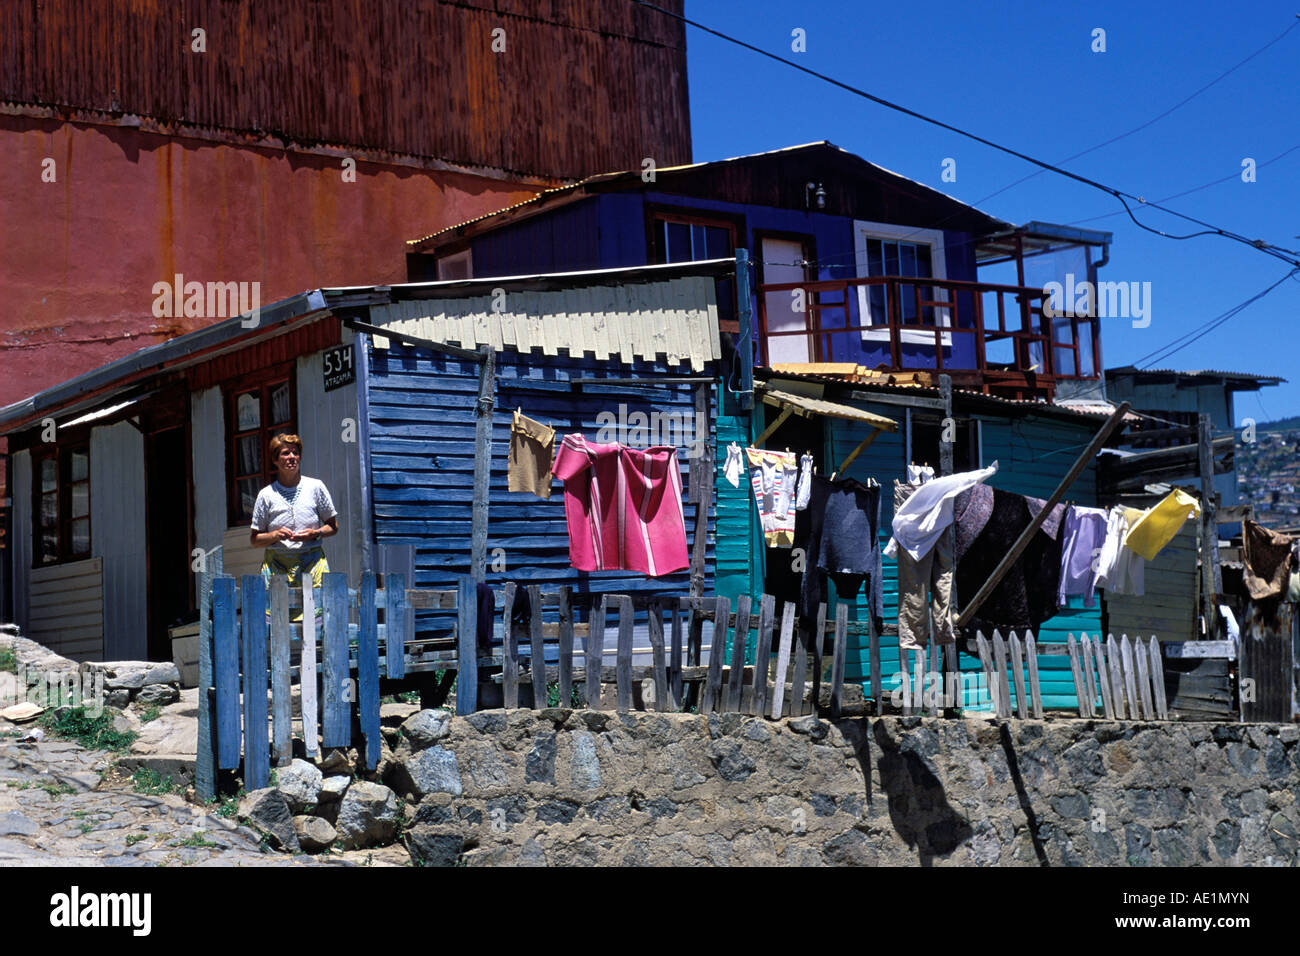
368;274;722;372
756;386;899;432
1107;366;1286;387
409;140;1016;249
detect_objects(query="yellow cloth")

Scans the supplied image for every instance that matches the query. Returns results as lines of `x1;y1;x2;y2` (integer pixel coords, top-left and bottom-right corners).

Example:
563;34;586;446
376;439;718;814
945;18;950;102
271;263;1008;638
261;547;329;622
1124;490;1201;561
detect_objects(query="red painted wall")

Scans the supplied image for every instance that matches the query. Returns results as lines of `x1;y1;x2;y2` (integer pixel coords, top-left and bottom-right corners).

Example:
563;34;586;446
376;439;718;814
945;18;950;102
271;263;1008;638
0;114;542;410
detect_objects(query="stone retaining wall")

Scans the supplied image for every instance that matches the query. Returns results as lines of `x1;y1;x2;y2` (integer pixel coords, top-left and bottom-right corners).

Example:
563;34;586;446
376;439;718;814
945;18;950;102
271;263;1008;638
396;710;1300;867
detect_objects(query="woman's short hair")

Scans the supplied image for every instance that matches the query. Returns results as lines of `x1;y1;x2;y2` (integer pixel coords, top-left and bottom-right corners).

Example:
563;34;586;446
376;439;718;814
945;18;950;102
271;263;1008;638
269;433;303;459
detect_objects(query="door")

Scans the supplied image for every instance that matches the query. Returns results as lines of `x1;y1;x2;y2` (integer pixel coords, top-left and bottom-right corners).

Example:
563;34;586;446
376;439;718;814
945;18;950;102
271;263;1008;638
146;427;192;661
762;237;814;364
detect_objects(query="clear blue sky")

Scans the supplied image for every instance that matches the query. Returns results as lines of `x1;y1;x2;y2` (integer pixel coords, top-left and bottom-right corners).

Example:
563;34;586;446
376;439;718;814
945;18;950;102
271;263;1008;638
682;0;1300;422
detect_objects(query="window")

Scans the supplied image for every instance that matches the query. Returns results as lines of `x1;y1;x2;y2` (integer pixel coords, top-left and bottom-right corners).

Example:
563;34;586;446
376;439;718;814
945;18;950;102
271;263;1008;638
437;249;472;281
33;445;91;565
853;221;951;345
649;211;739;332
228;377;296;525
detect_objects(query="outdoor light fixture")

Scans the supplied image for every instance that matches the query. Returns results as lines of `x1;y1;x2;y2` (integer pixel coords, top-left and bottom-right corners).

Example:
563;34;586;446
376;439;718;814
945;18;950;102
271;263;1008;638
805;181;826;210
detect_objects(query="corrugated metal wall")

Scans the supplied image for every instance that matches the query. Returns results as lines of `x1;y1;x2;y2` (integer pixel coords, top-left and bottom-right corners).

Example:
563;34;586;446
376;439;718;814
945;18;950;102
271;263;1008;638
90;421;148;660
366;344;714;632
10;450;31;632
0;0;691;180
1106;522;1199;643
296;332;365;586
713;408;759;603
190;387;227;555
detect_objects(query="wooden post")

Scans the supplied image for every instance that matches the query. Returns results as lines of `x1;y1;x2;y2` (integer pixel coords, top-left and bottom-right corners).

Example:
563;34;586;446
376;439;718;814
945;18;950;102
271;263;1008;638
470;347;495;583
1080;634;1098;718
727;595;752;713
1024;632;1044;718
269;576;292;767
528;584;546;709
1066;634;1087;718
616;595;634;713
939;373;958;712
1094;638;1115;720
455;576;478;715
212;574;241;771
241;575;270;791
300;580;319;758
647;599;669;713
501;583;519;709
957;402;1131;629
770;601;796;719
358;572;381;771
830;602;848;719
1009;632;1028;719
321;573;350;746
689;381;713;598
557;586;574;707
703;597;731;715
752;594;775;716
195;549;220;800
1198;414;1222;638
586;596;606;710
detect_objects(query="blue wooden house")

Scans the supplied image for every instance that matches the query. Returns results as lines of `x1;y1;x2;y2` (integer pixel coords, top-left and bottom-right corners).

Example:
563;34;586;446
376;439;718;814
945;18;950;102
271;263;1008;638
407;141;1134;710
0;260;734;668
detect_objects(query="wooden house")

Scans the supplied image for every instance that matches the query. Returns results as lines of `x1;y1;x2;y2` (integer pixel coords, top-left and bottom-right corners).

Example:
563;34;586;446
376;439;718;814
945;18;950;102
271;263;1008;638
0;260;731;664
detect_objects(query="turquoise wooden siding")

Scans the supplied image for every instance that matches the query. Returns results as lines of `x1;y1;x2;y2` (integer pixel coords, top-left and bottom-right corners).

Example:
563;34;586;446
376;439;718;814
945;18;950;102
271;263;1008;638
366;345;716;636
714;405;759;604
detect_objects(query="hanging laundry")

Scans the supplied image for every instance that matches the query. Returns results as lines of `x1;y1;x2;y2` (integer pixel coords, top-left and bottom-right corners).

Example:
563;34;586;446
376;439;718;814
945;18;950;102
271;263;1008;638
907;463;935;485
1124;489;1201;561
894;480;954;649
723;443;745;488
552;435;689;577
745;448;799;547
954;486;1065;633
1057;505;1109;608
796;475;882;627
1242;519;1294;600
884;462;999;562
795;453;815;511
508;409;556;499
1093;506;1145;596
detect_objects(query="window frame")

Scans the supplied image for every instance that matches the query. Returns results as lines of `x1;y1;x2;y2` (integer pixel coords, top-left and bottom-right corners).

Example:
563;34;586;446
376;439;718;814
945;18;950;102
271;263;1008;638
853;220;951;346
646;208;740;265
225;370;297;528
31;442;92;567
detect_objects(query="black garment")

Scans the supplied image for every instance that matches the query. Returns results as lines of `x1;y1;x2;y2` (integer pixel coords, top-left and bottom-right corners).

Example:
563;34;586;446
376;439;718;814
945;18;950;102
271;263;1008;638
801;476;882;630
476;581;497;655
956;488;1064;633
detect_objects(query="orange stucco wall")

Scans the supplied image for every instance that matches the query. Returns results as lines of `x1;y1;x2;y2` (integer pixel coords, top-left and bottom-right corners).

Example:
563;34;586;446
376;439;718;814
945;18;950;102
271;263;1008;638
0;114;542;409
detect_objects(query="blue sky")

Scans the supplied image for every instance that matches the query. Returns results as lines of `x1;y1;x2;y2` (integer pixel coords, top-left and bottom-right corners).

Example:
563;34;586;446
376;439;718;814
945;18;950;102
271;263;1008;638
683;0;1300;421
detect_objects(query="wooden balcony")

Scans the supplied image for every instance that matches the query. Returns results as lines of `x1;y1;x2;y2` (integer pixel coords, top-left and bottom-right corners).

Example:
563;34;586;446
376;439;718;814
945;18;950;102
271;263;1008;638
757;275;1102;401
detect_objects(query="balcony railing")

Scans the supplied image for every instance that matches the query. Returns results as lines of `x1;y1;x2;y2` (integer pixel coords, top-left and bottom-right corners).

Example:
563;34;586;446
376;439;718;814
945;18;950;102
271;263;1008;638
757;275;1101;399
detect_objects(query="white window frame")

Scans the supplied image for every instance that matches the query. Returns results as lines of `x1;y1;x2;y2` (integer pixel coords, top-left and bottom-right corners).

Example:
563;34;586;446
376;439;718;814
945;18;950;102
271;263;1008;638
853;220;951;346
436;249;473;281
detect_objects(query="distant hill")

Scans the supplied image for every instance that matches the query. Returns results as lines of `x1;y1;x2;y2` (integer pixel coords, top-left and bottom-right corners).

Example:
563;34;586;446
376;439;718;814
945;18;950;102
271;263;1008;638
1254;416;1300;434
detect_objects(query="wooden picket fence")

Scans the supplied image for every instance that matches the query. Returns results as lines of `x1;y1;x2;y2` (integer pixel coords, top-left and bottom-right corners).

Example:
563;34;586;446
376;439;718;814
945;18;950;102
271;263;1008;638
972;631;1170;721
193;562;853;799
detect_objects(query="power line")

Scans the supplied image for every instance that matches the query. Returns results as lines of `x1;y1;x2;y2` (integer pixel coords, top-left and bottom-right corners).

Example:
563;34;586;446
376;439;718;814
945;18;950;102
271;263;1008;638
633;1;1300;268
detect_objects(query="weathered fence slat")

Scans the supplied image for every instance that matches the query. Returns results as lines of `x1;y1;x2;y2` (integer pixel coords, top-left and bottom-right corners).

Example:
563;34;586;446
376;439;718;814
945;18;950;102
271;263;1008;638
752;594;776;717
322;572;350;748
616;596;634;713
241;575;270;791
647;599;668;713
358;572;381;771
668;605;682;709
992;631;1012;719
558;587;574;706
501;583;519;709
770;601;796;719
813;601;827;717
685;607;705;709
1080;635;1098;718
300;579;319;759
974;631;996;715
830;602;848;719
385;570;407;680
927;639;941;717
727;594;752;713
791;615;809;717
1094;637;1115;720
1120;635;1139;720
196;556;219;800
1066;634;1087;718
269;576;292;767
1024;633;1044;719
456;577;478;715
528;585;546;710
1148;637;1169;719
912;645;924;716
1134;636;1155;721
213;575;241;770
869;609;883;717
944;643;959;712
703;597;730;715
1107;634;1127;719
587;596;606;710
1009;632;1028;719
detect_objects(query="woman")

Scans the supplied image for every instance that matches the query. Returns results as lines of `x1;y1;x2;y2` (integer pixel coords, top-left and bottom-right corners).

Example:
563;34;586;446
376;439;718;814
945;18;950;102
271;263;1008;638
250;434;339;602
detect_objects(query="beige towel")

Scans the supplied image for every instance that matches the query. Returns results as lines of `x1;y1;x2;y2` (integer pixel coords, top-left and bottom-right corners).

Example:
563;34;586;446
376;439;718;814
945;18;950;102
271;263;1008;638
508;410;556;499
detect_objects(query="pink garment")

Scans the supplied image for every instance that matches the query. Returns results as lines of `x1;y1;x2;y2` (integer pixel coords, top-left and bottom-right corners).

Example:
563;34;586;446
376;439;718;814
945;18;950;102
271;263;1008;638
552;435;689;577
